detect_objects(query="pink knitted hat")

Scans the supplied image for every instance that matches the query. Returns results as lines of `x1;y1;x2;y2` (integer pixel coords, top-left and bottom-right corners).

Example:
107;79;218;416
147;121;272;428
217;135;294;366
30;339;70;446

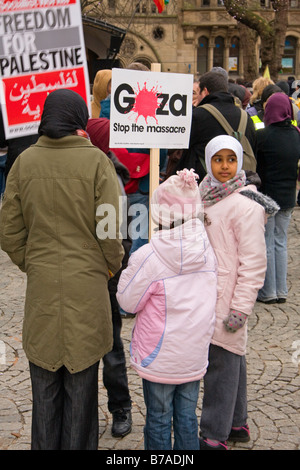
151;168;202;227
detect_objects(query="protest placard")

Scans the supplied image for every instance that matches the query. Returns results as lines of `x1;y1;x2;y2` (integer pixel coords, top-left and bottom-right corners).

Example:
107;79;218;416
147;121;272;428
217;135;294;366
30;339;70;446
0;0;90;139
109;68;193;150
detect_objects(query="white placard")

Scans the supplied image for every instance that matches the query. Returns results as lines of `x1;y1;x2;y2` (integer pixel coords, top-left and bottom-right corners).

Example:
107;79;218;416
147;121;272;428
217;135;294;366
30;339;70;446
0;0;90;139
109;68;193;149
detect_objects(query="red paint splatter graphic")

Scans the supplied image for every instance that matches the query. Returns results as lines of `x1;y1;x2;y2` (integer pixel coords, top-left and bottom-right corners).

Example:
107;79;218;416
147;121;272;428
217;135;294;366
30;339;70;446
132;82;160;124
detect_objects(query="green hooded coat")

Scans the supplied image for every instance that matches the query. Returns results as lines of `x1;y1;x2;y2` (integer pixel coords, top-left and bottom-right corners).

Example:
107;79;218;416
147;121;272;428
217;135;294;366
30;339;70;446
0;135;124;373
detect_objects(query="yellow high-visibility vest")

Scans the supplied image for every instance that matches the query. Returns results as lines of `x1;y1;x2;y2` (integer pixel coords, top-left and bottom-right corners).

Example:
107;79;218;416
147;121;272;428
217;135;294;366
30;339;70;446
251;114;297;129
251;115;265;130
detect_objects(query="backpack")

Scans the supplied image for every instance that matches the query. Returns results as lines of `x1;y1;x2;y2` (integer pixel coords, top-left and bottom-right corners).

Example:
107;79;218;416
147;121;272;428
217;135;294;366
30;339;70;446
200;104;257;172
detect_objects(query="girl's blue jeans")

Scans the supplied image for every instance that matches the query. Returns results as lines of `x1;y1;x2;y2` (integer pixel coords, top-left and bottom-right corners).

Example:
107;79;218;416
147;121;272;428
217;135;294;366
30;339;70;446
258;208;293;301
142;379;200;450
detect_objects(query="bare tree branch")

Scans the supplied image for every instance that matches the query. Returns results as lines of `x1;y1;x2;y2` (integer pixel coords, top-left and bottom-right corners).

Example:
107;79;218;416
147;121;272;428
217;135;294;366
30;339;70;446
223;0;289;79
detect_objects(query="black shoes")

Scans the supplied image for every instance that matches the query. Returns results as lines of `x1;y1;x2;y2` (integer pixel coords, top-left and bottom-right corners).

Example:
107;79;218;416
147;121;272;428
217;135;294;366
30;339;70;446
112;409;132;438
228;424;250;442
257;298;277;304
199;438;228;450
257;298;286;304
200;424;250;449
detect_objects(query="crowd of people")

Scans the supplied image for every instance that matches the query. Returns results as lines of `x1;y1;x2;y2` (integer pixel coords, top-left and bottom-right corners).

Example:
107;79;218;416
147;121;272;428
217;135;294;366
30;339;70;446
0;64;299;451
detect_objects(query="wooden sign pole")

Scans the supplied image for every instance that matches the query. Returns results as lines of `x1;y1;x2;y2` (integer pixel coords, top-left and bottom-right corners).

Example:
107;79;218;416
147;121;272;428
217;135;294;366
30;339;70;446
149;62;161;239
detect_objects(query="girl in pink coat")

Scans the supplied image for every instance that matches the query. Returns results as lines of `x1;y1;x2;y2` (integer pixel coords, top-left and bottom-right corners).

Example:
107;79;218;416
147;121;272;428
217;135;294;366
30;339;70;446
199;135;278;450
117;169;218;450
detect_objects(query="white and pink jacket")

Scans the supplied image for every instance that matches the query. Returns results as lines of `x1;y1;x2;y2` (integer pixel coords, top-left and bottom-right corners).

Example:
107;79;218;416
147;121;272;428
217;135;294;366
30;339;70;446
117;218;217;384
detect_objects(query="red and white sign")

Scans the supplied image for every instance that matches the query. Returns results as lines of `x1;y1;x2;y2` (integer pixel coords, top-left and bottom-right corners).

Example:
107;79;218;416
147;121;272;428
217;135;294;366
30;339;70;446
0;0;90;138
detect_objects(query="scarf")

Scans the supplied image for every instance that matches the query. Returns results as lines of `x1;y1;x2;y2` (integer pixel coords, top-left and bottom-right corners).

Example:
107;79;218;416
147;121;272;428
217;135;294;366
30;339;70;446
264;91;300;134
264;92;292;126
204;135;243;187
199;170;246;207
39;89;89;139
199;170;279;216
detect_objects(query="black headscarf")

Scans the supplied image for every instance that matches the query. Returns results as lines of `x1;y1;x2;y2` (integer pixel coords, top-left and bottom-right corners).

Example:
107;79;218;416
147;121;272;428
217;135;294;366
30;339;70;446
38;89;89;138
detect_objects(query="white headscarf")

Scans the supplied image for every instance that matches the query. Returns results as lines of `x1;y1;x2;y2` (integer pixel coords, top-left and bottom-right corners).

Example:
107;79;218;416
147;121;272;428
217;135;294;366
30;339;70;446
205;135;244;187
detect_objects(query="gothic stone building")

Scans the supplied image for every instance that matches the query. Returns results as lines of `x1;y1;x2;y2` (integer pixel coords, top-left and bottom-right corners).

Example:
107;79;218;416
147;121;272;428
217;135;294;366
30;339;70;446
83;0;300;83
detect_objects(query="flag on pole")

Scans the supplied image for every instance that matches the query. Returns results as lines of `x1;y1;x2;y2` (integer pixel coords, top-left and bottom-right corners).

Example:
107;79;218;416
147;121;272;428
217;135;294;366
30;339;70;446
263;65;270;79
153;0;169;13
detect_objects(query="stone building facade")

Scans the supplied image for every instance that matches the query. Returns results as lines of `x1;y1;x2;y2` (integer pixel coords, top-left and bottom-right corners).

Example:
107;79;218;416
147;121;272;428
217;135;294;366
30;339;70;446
83;0;300;82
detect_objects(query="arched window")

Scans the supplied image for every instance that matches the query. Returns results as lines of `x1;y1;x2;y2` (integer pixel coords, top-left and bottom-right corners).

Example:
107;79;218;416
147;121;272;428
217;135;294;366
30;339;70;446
282;36;297;74
197;36;208;75
133;57;152;70
213;36;224;68
108;0;116;9
229;36;239;74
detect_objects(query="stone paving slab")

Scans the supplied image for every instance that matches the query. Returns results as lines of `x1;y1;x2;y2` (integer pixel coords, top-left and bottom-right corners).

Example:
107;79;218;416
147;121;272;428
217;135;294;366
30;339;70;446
0;207;299;451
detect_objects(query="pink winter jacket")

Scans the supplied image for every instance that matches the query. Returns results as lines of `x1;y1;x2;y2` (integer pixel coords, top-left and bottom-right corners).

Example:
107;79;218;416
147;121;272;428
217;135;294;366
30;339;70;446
204;188;267;356
117;218;217;384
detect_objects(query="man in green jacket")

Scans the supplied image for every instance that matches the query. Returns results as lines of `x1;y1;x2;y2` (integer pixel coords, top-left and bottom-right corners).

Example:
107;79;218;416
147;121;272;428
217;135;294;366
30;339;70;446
0;89;124;450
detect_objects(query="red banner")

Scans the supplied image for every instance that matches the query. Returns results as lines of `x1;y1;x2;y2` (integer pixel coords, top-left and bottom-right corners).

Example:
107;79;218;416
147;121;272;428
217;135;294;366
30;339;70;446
0;0;77;13
3;68;87;126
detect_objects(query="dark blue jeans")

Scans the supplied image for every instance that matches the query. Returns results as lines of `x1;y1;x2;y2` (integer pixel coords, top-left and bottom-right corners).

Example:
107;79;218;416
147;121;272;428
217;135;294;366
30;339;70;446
102;293;131;413
142;379;200;450
258;208;293;301
127;192;149;255
29;361;99;450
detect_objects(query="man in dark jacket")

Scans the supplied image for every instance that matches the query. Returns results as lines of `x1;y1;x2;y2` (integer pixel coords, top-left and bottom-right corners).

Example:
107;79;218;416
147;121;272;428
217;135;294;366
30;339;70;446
175;71;257;181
